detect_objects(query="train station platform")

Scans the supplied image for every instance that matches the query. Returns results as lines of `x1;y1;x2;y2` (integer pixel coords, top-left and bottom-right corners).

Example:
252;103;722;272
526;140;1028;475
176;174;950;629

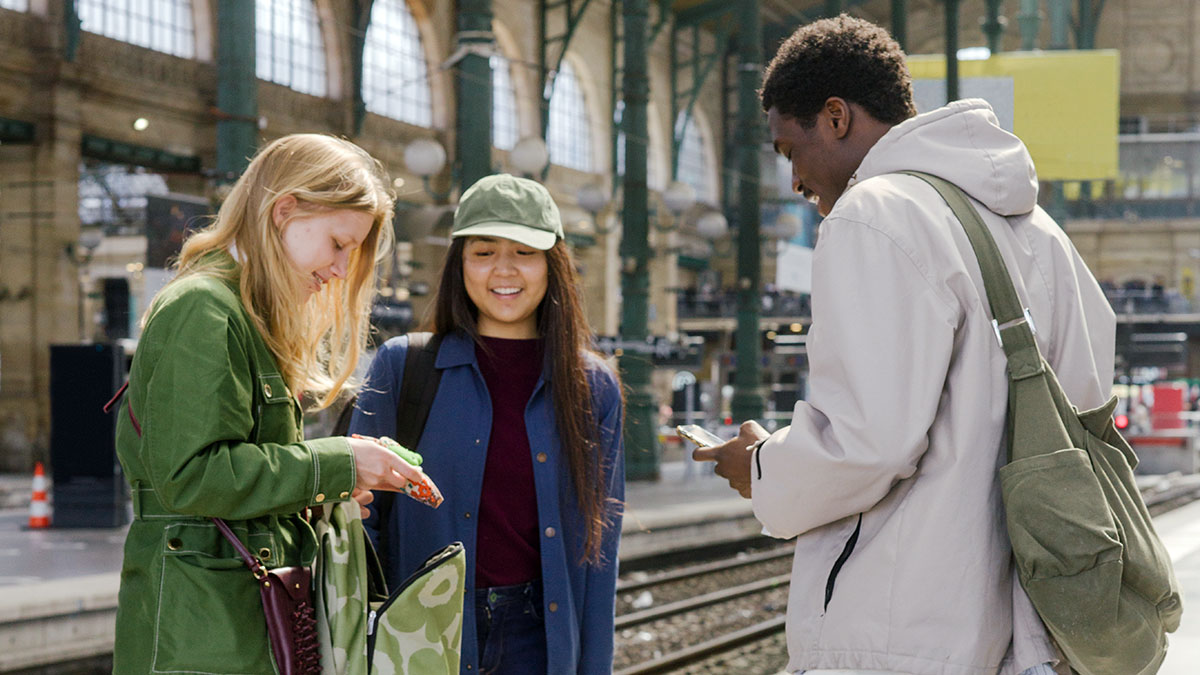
3;464;1200;672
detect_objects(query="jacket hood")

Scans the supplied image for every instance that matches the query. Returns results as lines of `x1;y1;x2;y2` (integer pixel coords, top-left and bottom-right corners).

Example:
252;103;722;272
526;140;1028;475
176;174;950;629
850;99;1039;216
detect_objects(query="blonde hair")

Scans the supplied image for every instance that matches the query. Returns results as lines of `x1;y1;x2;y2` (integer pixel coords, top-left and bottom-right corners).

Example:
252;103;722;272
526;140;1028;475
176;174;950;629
169;134;394;410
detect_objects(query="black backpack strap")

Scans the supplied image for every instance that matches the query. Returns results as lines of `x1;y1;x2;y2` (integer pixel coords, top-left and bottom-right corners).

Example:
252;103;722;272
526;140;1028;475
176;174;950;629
394;331;444;450
330;332;445;442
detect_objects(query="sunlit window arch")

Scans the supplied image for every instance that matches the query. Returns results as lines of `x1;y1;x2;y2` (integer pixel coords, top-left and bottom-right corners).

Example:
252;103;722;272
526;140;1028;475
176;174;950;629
547;59;592;172
78;0;195;58
363;0;433;127
676;110;717;204
616;102;667;191
491;54;518;150
256;0;326;96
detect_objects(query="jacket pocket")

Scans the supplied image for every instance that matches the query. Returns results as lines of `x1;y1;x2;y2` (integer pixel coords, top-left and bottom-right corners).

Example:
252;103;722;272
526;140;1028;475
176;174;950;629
254;372;299;444
152;522;278;674
824;513;863;611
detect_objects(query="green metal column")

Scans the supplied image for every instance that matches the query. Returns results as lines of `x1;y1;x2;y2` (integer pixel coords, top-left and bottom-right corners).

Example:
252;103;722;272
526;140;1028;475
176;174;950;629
620;0;658;481
891;0;907;51
731;0;764;424
1076;0;1096;49
216;0;257;178
457;0;493;190
1048;0;1070;48
944;0;960;103
982;0;1005;54
1017;0;1040;50
350;1;372;135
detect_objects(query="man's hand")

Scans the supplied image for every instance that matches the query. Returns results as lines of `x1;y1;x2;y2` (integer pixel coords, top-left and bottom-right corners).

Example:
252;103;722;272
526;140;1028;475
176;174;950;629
692;420;769;499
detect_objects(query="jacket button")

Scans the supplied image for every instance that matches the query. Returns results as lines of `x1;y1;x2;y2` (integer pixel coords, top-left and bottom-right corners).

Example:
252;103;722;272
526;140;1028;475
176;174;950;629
315;493;326;503
475;438;480;445
339;491;349;499
464;512;472;519
536;453;547;463
258;547;271;560
263;383;273;397
167;538;182;551
548;602;558;612
544;527;556;538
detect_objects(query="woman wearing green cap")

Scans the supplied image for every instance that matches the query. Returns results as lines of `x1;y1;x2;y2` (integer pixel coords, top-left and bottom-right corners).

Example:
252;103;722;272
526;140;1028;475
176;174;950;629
350;173;625;674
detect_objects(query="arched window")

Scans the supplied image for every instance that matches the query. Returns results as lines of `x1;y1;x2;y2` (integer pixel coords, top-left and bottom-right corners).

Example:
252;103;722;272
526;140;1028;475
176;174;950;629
616;130;662;191
256;0;326;97
78;162;170;234
676;112;714;203
78;0;195;58
547;60;591;172
363;0;433;127
0;1;30;11
491;54;518;150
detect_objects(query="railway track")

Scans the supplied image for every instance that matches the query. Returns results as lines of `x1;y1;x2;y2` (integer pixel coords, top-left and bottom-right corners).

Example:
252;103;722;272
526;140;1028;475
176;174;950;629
614;539;793;674
614;475;1200;675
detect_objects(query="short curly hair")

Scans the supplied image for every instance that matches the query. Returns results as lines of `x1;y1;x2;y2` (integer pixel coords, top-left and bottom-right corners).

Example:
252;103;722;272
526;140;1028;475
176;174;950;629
761;15;916;127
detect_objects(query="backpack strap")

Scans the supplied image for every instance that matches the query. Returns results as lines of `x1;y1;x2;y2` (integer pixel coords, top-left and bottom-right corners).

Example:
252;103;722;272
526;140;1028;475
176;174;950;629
897;171;1041;371
897;171;1076;460
393;332;444;450
331;332;445;442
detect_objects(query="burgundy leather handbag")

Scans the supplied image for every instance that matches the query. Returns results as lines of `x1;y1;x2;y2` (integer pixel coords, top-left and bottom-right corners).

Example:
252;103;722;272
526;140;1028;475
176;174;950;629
213;517;322;674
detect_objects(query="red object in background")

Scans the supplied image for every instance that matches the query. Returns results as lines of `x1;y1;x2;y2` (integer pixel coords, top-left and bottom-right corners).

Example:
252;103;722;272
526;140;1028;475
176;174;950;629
1152;383;1187;430
1115;414;1129;430
28;461;50;529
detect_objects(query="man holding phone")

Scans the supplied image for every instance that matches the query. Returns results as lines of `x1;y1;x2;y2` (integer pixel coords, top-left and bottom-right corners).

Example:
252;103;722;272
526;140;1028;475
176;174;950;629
693;16;1114;675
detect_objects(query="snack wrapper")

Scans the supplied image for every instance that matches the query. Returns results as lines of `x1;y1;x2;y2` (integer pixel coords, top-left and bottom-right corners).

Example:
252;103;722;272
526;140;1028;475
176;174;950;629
352;434;444;508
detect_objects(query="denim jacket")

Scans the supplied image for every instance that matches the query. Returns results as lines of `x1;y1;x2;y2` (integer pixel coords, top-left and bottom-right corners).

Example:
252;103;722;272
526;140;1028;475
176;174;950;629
350;331;624;674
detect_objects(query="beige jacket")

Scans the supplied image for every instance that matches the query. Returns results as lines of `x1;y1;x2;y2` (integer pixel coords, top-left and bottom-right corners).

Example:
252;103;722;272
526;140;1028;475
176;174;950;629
752;100;1115;675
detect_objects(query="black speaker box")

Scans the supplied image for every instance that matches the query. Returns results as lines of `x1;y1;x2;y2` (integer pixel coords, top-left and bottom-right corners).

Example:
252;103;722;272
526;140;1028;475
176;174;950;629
49;343;129;528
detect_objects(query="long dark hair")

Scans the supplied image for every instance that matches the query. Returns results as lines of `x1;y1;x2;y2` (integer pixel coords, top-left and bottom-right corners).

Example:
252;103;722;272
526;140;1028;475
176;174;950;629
430;237;620;564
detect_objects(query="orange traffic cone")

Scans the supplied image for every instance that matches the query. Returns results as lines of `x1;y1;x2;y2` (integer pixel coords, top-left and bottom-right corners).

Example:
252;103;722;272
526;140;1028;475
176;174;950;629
28;461;50;529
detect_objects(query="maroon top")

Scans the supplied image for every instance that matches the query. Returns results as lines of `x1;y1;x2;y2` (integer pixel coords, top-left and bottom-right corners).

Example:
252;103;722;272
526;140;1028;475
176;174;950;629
474;335;545;588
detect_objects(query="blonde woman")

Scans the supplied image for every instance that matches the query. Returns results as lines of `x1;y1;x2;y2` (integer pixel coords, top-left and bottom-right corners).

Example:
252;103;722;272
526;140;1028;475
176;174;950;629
111;134;428;673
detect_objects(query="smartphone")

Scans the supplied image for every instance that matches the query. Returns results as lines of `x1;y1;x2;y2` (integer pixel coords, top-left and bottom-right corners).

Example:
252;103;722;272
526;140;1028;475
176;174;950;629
676;424;725;448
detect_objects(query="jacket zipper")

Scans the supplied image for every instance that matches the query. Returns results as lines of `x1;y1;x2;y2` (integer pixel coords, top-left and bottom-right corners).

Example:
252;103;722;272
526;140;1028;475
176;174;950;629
824;514;862;611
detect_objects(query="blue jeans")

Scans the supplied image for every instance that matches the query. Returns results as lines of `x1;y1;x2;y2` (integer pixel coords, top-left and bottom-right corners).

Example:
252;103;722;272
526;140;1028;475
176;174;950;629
474;580;546;675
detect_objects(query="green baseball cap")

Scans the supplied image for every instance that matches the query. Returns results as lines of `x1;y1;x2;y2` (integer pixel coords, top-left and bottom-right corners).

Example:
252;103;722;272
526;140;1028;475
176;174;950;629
451;173;564;250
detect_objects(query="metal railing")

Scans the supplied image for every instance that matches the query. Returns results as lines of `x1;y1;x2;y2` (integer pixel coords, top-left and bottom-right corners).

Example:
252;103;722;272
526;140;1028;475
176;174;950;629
678;291;811;319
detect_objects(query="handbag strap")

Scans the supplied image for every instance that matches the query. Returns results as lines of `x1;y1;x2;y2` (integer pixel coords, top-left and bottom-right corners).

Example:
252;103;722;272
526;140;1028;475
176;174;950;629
212;517;268;580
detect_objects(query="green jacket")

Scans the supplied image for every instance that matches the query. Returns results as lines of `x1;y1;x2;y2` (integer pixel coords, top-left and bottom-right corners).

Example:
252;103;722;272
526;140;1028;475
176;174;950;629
113;254;355;674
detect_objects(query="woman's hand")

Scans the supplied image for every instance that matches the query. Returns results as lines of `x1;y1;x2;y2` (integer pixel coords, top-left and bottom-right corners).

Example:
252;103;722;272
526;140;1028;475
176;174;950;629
348;436;427;496
350;487;374;519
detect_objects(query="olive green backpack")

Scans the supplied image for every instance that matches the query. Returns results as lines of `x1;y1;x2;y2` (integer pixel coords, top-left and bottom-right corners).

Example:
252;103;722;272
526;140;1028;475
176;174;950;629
904;171;1182;675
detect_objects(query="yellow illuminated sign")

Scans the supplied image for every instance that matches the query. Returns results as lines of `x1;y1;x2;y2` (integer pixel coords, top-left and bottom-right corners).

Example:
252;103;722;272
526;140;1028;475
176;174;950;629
907;51;1120;181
